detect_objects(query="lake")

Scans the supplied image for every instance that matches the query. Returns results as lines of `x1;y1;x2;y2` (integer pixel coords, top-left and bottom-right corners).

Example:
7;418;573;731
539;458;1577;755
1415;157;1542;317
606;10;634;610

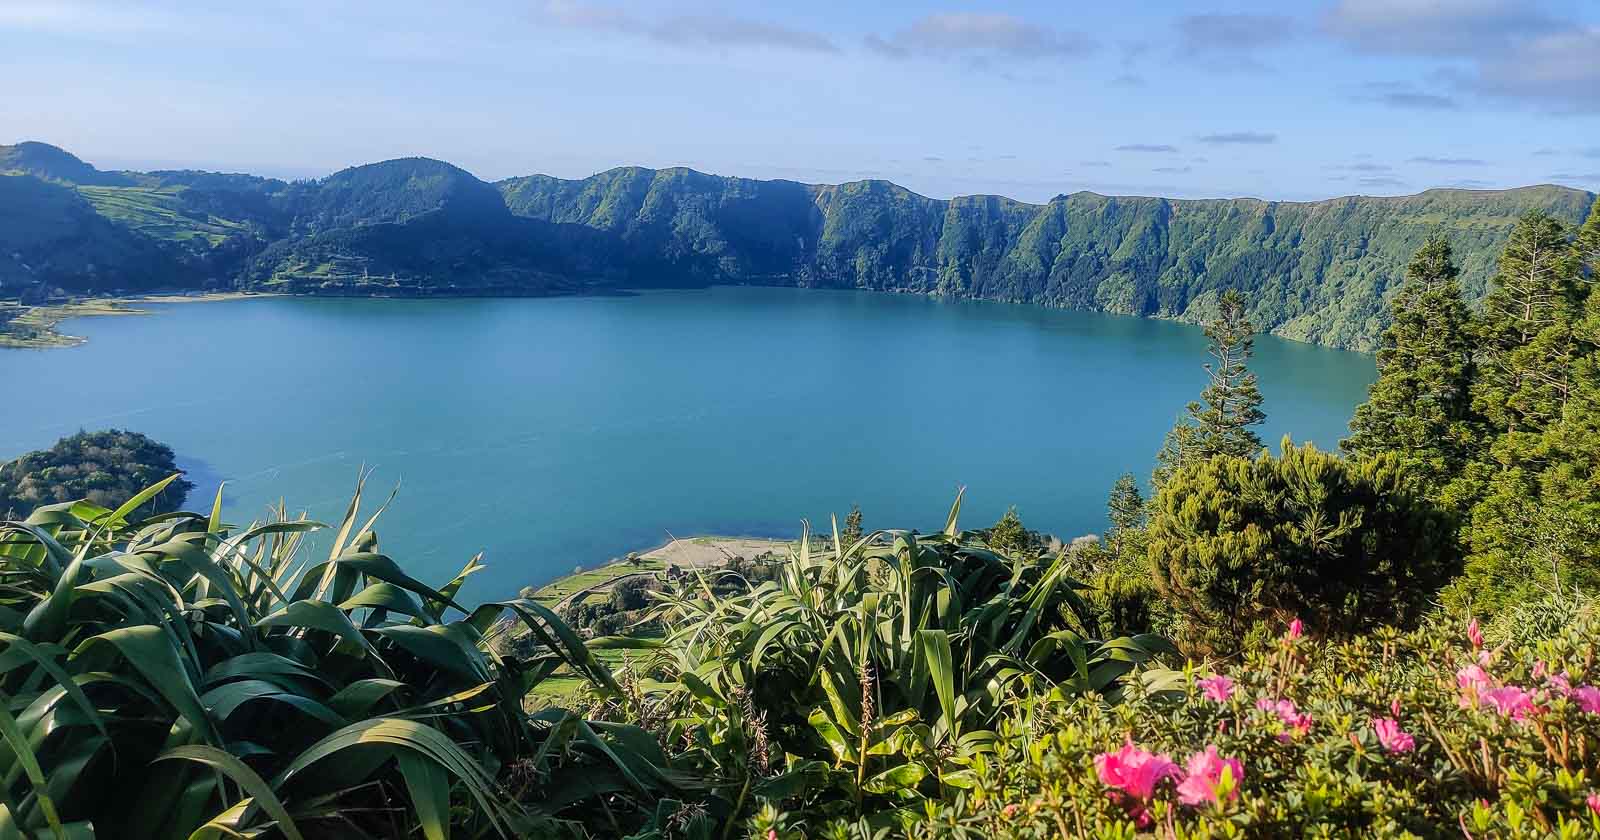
0;288;1374;603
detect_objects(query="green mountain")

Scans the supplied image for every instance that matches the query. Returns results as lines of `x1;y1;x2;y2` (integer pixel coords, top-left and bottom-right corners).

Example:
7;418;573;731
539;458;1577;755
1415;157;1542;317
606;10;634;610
0;174;186;294
2;141;1594;350
502;168;1594;350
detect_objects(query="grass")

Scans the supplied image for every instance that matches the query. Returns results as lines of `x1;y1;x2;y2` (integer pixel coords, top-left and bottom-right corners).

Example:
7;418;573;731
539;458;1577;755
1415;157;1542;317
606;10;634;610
76;185;248;247
529;557;665;608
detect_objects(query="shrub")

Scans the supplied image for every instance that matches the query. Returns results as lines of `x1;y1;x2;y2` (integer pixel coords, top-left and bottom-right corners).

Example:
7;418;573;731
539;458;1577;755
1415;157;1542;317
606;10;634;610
762;609;1600;839
597;494;1176;826
1149;438;1460;653
0;429;193;517
609;573;655;612
0;476;670;839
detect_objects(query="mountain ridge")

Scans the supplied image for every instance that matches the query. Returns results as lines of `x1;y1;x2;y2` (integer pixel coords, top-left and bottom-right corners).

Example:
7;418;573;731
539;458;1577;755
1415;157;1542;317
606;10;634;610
2;140;1595;351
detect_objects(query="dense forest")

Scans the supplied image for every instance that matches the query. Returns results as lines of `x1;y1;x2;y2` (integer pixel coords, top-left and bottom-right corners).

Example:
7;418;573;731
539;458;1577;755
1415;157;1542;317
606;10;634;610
4;140;1594;350
2;194;1599;837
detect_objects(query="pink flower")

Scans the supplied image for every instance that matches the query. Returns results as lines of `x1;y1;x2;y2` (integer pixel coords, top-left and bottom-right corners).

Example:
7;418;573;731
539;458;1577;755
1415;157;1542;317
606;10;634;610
1457;664;1494;694
1197;675;1235;704
1256;698;1314;740
1287;618;1304;640
1481;686;1538;721
1549;673;1573;697
1588;792;1600;816
1573;685;1600;714
1372;718;1416;753
1467;618;1483;650
1094;741;1181;802
1001;804;1020;818
1390;698;1402;718
1176;746;1244;807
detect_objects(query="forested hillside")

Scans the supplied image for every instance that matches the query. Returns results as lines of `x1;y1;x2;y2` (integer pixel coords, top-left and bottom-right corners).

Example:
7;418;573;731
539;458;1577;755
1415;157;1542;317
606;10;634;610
506;169;1592;350
3;141;1593;350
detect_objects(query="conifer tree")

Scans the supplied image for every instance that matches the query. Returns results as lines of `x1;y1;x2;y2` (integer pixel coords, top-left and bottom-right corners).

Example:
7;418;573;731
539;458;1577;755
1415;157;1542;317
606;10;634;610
840;503;864;546
1154;289;1265;485
1106;473;1145;540
1576;195;1600;280
1456;207;1600;612
988;507;1029;557
1471;211;1582;444
1344;237;1478;493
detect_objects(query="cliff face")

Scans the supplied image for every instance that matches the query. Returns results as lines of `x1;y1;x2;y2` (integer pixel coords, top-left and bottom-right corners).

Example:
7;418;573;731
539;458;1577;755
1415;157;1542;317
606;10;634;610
502;169;1594;351
5;141;1595;350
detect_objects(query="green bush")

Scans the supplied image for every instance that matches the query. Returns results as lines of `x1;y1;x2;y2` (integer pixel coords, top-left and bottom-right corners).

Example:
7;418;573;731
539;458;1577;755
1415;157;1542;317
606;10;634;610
590;495;1176;828
0;429;193;518
760;610;1600;839
1148;439;1460;654
0;476;671;839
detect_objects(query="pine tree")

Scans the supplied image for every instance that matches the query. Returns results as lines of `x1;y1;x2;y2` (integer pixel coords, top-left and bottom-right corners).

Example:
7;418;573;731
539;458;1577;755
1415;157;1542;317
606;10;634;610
1154;289;1265;485
1344;237;1479;493
1471;211;1582;445
988;507;1029;558
841;503;864;546
1576;195;1600;281
1105;473;1145;554
1456;209;1600;612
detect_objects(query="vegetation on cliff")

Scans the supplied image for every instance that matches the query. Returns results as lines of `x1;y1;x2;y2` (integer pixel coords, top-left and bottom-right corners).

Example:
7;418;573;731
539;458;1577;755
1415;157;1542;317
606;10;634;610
4;141;1595;351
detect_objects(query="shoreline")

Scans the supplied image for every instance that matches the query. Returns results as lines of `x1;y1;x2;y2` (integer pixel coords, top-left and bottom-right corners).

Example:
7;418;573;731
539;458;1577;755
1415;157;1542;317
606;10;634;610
0;285;1377;354
526;534;793;609
0;291;279;349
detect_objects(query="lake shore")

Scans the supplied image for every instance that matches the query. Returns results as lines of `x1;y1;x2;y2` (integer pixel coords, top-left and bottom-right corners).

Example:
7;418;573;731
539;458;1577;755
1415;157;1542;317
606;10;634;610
0;291;277;349
526;534;793;610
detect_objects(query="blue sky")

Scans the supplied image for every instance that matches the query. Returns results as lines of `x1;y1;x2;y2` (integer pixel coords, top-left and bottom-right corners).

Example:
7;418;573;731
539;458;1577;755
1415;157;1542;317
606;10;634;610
2;0;1598;201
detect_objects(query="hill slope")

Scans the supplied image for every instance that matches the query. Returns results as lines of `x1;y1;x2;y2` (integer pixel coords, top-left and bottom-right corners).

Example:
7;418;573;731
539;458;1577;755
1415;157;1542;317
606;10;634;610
1;140;1594;350
502;170;1595;350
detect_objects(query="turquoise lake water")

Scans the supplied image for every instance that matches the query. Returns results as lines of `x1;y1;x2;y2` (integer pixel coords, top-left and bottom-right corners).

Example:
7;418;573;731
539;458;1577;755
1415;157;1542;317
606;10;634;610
0;288;1374;603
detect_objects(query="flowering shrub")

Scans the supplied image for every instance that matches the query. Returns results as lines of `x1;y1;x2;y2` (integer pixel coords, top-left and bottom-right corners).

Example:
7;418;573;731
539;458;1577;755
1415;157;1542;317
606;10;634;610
757;607;1600;838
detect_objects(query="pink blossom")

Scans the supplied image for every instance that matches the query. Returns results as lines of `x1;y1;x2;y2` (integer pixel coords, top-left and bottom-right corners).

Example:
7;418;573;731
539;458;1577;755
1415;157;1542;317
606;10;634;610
1094;741;1181;802
1466;618;1483;650
1197;675;1235;704
1588;792;1600;816
1287;618;1304;640
1533;660;1547;680
1256;698;1314;740
1390;698;1402;718
1548;673;1573;697
1480;686;1538;721
1457;664;1494;694
1176;746;1244;807
1372;718;1416;753
1573;685;1600;714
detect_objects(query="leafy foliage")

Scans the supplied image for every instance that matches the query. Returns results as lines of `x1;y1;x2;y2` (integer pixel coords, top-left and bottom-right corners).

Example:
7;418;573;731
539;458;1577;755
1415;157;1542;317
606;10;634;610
766;609;1600;839
0;429;193;518
1149;439;1460;652
0;476;670;839
593;497;1175;829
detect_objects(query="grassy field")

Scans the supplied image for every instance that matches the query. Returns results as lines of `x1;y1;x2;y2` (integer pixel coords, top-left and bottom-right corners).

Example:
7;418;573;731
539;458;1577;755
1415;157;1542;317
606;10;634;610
77;185;249;247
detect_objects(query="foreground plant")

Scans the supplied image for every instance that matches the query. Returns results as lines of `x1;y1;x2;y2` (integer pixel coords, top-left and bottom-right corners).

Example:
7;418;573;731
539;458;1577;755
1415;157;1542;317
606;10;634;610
774;610;1600;838
595;493;1178;830
0;474;663;839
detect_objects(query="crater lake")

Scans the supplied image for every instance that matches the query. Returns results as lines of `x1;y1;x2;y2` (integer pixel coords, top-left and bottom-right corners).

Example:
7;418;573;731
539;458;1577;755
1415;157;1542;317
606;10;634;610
0;288;1375;602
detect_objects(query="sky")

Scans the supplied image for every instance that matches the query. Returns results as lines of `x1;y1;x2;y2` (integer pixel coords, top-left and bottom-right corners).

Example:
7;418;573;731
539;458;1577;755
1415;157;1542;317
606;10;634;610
2;0;1598;202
